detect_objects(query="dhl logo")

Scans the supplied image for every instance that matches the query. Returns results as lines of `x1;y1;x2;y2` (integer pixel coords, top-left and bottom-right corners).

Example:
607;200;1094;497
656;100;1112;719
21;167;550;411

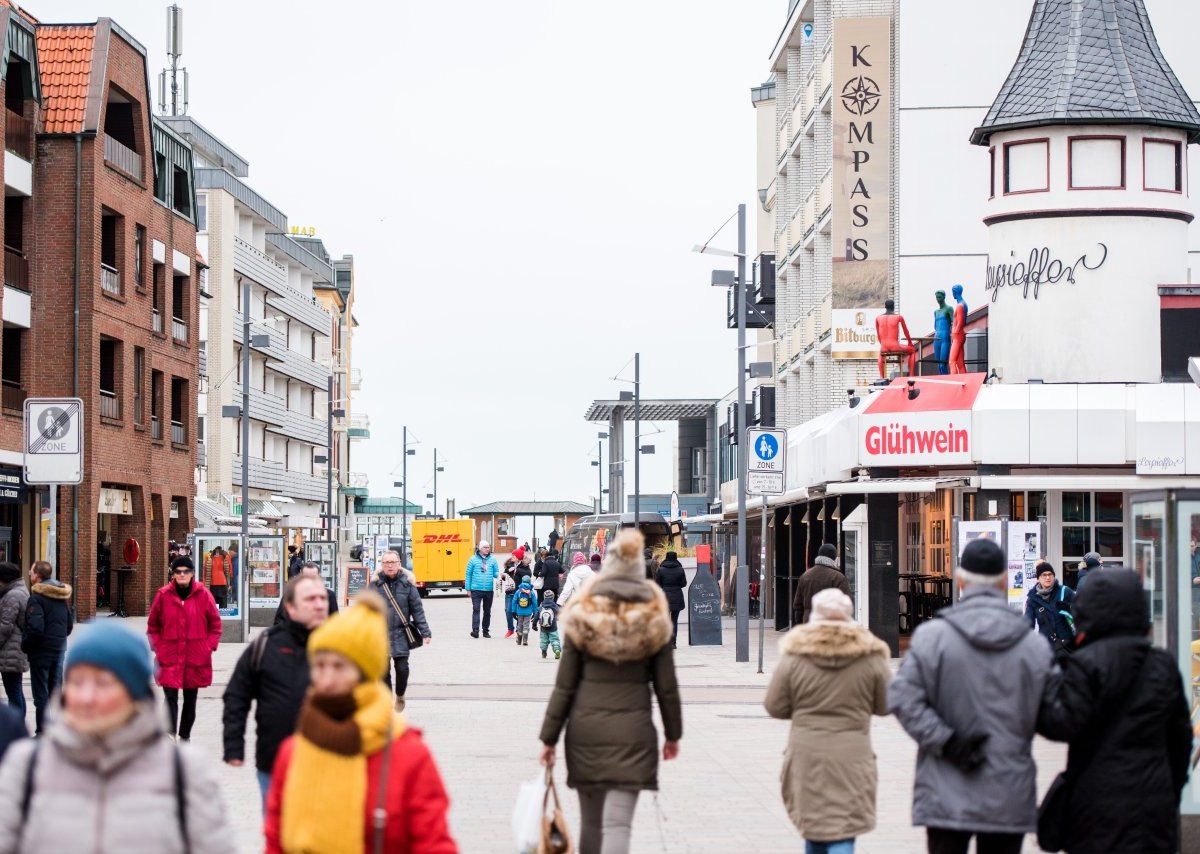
421;534;466;544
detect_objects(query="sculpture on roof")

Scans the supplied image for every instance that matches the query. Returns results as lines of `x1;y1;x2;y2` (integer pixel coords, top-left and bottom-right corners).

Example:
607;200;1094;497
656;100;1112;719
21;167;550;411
933;290;953;375
948;284;968;375
876;299;915;379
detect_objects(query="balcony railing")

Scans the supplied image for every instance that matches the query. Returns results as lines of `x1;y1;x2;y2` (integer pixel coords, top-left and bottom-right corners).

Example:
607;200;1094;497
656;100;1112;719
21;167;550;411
152;309;163;334
4;247;28;292
100;263;121;296
151;415;162;440
171;420;185;445
1;382;24;413
103;134;142;180
4;110;31;160
99;389;120;420
171;317;188;343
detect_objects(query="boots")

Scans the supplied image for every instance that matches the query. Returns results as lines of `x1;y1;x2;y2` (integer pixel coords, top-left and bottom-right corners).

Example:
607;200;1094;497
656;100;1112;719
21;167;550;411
515;632;522;645
394;695;406;712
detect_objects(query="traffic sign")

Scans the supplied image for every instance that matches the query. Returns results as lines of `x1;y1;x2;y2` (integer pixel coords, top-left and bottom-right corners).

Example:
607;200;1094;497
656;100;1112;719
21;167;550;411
24;398;83;484
746;427;786;495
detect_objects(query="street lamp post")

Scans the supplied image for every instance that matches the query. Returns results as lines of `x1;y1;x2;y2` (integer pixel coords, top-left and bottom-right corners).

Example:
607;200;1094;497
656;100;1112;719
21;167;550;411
433;449;445;519
634;352;640;524
240;282;250;643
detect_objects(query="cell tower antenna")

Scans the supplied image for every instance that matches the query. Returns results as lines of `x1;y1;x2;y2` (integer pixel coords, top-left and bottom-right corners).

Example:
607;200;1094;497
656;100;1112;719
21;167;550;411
158;4;188;115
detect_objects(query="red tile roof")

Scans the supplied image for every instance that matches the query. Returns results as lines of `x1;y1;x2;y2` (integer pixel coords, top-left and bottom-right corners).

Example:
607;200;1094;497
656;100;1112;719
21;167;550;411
37;26;95;134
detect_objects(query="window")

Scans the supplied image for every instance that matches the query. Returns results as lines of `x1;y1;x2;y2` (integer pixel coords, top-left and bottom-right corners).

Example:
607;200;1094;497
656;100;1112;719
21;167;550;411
1003;139;1050;194
100;210;123;296
134;225;145;289
102;88;138;153
989;147;995;198
154;152;168;202
1060;491;1125;584
170;377;188;445
1;327;23;412
152;263;165;332
150;370;164;440
172;166;191;217
196;194;207;231
1011;491;1047;522
1145;139;1183;192
1069;136;1125;189
133;347;144;425
171;275;188;343
99;337;122;420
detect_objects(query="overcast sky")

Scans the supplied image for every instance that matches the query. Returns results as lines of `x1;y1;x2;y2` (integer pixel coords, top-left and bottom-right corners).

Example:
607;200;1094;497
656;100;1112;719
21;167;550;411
48;0;780;534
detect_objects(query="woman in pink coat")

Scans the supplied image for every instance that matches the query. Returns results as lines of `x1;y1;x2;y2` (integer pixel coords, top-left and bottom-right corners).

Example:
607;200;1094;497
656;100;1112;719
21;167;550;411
146;555;222;741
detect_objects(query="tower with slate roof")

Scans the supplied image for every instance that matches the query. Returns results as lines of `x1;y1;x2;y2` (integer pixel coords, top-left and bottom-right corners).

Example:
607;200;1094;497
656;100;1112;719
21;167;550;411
972;0;1200;384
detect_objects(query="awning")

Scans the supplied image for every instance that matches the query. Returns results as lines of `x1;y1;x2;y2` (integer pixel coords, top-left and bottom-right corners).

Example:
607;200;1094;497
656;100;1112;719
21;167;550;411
825;477;972;496
269;494;296;504
978;474;1200;491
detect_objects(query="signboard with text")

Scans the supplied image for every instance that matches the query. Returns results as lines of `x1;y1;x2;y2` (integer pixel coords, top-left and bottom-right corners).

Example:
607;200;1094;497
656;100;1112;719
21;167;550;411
746;428;786;495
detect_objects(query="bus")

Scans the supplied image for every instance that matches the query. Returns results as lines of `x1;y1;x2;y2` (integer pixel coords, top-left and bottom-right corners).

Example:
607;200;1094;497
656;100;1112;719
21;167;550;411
560;513;674;568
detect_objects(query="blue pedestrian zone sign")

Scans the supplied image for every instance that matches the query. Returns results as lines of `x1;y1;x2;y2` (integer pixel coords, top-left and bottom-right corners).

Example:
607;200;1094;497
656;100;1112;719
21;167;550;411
746;427;786;495
754;433;779;461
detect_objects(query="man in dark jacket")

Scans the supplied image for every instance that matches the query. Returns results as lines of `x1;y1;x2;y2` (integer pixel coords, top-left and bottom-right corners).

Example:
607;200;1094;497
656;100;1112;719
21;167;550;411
23;561;72;735
655;551;687;648
793;544;851;624
371;549;431;710
1038;568;1191;854
223;573;330;808
537;550;564;603
1074;551;1102;591
272;561;338;626
286;546;304;580
1024;561;1075;650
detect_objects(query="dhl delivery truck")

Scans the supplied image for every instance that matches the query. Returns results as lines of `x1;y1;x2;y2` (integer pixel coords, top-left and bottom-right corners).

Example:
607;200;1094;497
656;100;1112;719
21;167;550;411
410;519;474;597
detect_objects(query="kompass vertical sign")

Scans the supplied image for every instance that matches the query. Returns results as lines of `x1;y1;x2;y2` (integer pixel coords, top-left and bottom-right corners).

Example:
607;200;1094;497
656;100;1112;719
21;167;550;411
831;16;893;360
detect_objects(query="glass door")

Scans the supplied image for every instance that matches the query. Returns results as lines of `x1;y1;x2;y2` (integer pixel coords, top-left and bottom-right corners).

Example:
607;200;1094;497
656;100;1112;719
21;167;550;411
842;504;868;625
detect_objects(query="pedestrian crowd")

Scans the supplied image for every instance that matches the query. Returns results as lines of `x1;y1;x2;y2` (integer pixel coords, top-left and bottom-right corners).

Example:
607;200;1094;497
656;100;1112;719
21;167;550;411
0;534;1185;854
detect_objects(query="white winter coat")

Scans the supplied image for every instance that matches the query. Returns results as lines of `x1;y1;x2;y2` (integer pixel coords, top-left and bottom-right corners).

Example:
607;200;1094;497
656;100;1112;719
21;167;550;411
558;565;596;606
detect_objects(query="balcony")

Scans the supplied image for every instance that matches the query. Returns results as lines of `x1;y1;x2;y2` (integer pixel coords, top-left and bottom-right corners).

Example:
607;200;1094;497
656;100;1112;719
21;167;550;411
284;469;327;502
171;316;188;344
1;382;24;413
152;309;164;334
269;409;325;446
4;110;30;161
348;413;370;440
103;134;142;181
339;471;369;498
727;281;773;330
349;368;362;390
197;440;207;468
151;415;163;441
233;236;287;296
4;248;28;292
233;454;286;493
231;383;287;426
754;254;776;304
100;263;121;296
99;389;120;420
171;420;186;445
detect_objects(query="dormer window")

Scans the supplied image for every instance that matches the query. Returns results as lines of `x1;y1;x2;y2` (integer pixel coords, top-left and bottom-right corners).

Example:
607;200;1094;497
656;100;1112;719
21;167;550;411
1144;139;1183;193
103;85;144;181
1069;136;1125;190
1003;139;1049;194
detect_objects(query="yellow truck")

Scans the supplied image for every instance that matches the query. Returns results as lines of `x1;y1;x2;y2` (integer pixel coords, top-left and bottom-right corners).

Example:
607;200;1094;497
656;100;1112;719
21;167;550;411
410;519;474;597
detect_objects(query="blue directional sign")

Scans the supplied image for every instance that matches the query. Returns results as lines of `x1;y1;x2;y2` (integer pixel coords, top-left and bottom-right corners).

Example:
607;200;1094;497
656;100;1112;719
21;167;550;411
746;427;786;495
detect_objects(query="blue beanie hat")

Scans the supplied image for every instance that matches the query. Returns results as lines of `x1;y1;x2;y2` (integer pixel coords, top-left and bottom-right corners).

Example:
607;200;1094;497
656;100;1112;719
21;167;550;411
65;623;154;701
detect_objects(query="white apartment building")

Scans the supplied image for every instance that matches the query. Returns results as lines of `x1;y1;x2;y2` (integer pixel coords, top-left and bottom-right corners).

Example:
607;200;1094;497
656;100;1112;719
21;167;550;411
163;117;337;540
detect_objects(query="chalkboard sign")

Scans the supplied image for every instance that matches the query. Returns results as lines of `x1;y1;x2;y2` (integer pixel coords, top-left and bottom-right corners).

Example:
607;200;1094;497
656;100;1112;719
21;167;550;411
687;567;723;646
345;565;370;604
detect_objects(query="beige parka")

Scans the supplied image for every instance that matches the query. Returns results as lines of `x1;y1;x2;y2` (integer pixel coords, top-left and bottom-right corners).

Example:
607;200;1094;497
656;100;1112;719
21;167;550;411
764;621;891;843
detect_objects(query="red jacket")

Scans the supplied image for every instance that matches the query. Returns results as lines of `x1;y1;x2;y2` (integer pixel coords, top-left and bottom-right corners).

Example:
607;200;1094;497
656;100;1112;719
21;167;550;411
146;582;222;689
265;729;457;854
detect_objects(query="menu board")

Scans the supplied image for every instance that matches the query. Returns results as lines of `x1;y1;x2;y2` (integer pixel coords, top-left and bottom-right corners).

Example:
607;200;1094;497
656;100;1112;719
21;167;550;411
344;564;370;606
247;535;284;608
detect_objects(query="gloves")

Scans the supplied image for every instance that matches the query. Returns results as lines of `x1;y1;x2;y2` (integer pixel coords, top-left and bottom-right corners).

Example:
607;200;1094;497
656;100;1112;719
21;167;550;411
942;732;988;772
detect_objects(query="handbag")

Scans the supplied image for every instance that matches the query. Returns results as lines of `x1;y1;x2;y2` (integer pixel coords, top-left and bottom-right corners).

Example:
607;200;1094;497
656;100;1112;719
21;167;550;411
372;716;395;854
379;583;423;651
1036;647;1152;851
538;767;573;854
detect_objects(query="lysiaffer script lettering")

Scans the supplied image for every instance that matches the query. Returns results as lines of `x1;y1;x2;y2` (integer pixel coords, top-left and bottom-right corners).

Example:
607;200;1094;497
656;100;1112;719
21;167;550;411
1137;455;1183;473
985;243;1108;301
865;422;969;456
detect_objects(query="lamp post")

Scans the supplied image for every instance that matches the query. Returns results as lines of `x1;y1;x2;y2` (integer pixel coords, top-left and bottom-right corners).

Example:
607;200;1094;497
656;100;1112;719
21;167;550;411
634;352;640;524
433;449;445;519
402;427;416;561
593;431;608;513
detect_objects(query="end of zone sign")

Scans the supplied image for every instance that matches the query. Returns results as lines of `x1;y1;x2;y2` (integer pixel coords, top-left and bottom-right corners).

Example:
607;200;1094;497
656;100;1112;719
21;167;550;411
24;398;83;485
746;427;786;495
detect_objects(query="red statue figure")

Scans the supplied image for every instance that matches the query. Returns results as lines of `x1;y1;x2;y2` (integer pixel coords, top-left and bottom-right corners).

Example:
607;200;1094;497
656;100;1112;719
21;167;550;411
875;298;916;378
948;283;967;374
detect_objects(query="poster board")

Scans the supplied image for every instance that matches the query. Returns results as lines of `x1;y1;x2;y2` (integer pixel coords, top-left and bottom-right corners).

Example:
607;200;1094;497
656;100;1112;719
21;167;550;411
1006;522;1042;608
193;532;243;619
246;534;284;609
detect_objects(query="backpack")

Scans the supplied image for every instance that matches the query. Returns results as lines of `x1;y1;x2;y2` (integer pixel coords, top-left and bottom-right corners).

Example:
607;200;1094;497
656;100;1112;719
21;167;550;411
538;606;555;630
516;589;532;610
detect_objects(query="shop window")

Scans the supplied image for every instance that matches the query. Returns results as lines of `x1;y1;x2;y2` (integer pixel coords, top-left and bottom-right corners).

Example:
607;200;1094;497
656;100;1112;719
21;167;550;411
1096;491;1123;523
1062;526;1091;556
1061;491;1125;585
1069;136;1125;189
1144;139;1183;192
1003;139;1049;194
1011;491;1048;522
1062;492;1091;523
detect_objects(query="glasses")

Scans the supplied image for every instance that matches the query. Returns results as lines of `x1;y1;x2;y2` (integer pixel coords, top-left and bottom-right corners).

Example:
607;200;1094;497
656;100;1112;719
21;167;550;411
381;560;401;566
173;569;193;575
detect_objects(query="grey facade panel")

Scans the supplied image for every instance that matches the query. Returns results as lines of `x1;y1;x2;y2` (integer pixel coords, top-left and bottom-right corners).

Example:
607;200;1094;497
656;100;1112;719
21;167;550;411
195;167;287;231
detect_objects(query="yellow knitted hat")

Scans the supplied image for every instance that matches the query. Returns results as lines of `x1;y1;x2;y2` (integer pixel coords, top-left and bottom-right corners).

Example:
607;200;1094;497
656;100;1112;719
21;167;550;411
307;591;390;681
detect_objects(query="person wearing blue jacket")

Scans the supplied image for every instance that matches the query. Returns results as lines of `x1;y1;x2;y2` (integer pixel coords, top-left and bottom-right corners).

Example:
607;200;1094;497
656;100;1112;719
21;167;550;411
1024;561;1076;651
510;578;538;646
465;540;500;638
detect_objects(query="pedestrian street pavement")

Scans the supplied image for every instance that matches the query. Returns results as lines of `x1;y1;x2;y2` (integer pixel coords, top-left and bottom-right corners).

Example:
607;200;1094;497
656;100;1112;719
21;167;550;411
112;596;1065;852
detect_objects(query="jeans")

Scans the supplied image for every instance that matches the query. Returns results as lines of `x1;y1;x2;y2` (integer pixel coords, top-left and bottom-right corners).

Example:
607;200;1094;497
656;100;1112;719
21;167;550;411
806;840;855;854
256;769;272;813
471;590;493;633
926;828;1023;854
28;650;63;735
382;656;411;696
163;687;199;740
669;606;683;648
505;592;515;631
1;670;25;720
578;789;638;854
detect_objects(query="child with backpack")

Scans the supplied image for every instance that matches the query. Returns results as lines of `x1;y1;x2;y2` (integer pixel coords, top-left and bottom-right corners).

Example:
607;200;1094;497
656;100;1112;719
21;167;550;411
511;579;538;646
537;590;561;660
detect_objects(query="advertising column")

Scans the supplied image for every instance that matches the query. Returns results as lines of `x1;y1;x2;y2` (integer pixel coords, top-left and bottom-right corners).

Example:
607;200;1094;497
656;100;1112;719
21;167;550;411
831;16;893;361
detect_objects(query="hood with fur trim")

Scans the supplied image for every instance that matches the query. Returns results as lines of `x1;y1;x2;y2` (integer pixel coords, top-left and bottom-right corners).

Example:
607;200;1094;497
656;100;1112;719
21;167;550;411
779;622;889;669
32;579;72;600
561;529;673;662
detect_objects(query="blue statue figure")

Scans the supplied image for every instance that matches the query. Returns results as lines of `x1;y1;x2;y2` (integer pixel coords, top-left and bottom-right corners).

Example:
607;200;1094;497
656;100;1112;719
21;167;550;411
933;290;953;375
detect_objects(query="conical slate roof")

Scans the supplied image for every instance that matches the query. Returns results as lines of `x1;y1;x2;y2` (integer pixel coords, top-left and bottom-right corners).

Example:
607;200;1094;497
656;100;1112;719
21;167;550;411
971;0;1200;145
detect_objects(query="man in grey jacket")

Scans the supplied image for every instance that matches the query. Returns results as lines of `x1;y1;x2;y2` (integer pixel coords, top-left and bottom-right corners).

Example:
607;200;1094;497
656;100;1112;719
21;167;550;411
888;538;1056;854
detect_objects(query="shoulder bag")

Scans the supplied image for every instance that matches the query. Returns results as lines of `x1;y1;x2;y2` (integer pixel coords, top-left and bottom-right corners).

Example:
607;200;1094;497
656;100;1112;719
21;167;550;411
371;715;395;854
538;766;573;854
379;582;423;651
1037;647;1152;851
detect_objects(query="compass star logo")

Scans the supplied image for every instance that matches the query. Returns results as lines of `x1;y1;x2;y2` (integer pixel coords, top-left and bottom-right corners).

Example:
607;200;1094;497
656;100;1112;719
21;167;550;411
840;75;881;116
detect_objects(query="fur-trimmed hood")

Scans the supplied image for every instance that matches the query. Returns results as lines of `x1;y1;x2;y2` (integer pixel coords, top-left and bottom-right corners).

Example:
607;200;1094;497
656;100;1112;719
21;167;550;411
561;530;673;662
779;622;889;669
32;579;72;600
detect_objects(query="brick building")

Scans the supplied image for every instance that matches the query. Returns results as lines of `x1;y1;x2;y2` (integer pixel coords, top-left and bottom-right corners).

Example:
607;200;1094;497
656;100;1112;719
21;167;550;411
31;17;199;618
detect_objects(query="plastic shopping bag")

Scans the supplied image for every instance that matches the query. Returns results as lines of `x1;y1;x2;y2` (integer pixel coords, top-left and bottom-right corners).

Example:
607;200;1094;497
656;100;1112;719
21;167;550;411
512;772;547;854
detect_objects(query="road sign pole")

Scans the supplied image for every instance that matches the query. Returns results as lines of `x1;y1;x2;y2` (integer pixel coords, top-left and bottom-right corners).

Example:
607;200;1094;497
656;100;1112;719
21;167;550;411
48;485;57;581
